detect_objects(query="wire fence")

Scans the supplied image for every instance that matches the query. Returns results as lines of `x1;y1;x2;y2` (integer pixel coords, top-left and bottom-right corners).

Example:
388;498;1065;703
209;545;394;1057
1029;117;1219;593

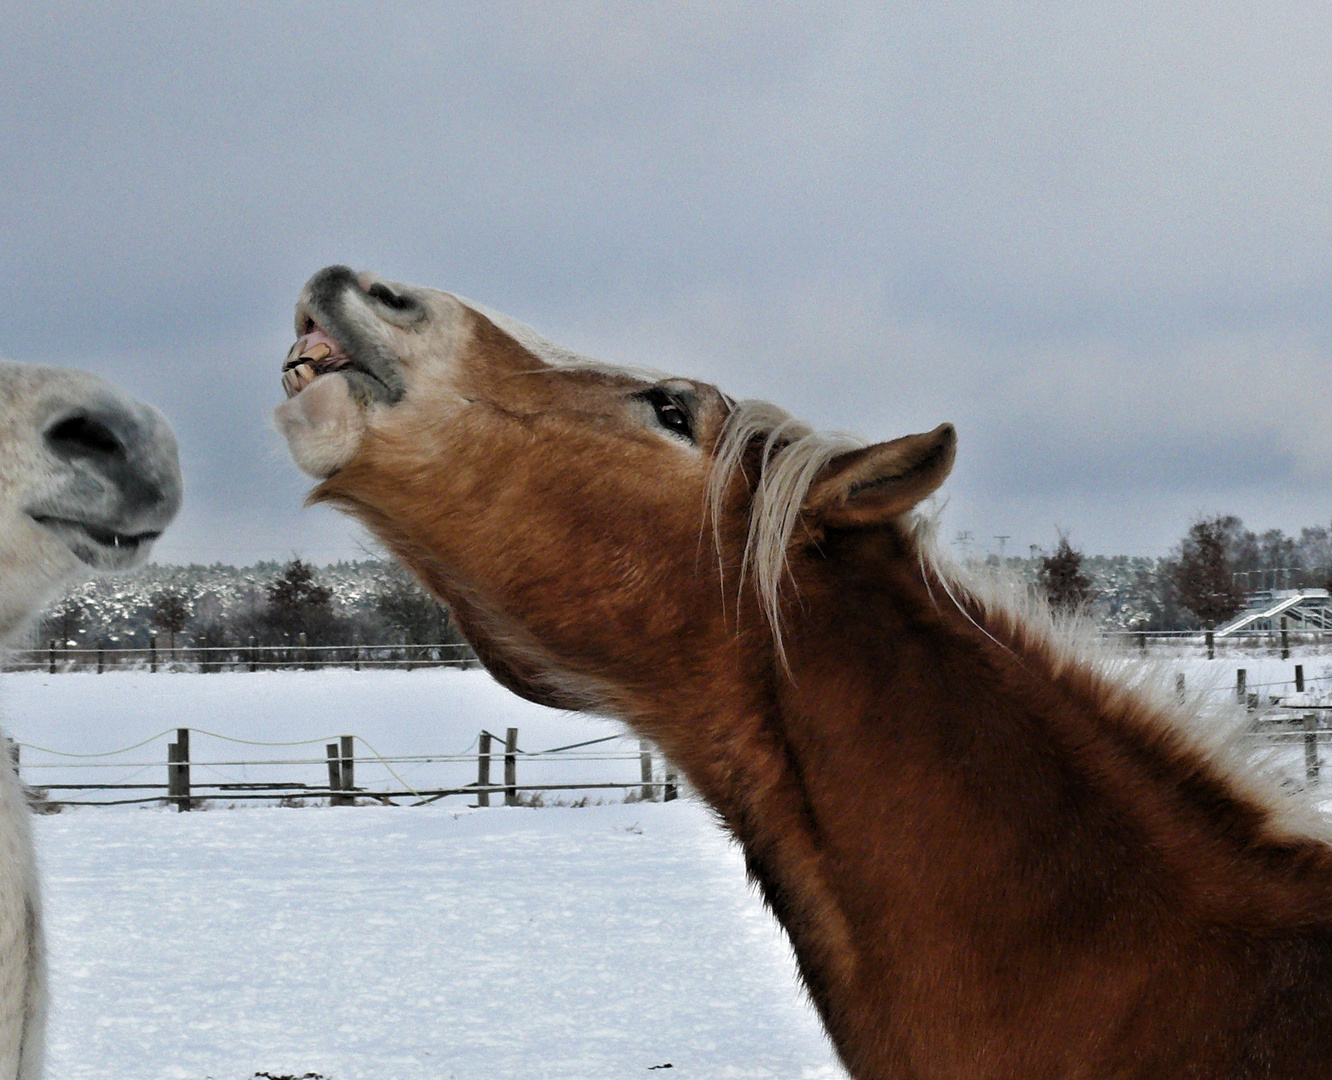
9;726;681;811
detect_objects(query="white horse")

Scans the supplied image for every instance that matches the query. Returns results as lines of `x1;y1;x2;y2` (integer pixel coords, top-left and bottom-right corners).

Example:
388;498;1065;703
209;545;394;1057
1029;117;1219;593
0;359;181;1079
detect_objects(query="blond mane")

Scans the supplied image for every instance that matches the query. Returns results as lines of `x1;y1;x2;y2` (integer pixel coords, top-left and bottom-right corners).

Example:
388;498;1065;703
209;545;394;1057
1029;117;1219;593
929;525;1332;844
706;399;863;656
705;401;1330;842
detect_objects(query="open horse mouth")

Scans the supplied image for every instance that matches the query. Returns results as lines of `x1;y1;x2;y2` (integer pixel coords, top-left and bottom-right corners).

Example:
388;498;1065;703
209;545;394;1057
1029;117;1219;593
281;269;410;406
281;328;358;398
281;318;400;405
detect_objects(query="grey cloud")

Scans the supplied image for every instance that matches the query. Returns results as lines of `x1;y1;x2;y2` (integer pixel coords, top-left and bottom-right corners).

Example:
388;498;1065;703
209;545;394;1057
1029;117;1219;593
3;2;1331;562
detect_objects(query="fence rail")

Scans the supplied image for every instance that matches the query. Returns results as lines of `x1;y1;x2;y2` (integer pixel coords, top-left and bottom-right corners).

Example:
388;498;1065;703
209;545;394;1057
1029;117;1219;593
11;628;1332;673
10;727;680;811
1102;626;1332;660
2;638;478;673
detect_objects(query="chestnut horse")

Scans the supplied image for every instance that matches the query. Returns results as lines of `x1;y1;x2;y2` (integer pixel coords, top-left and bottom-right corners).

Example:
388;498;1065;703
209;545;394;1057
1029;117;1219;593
275;265;1332;1080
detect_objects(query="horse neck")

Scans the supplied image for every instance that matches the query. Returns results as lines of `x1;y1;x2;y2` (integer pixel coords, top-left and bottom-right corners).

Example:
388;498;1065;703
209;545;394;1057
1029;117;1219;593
663;526;1332;1072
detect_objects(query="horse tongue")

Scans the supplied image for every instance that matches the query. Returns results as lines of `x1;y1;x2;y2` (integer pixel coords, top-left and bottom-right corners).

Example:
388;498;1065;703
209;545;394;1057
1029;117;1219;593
285;329;343;368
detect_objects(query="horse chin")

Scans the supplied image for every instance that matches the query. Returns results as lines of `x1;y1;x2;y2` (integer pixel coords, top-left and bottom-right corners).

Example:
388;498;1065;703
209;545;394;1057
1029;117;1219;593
0;515;88;644
273;373;370;479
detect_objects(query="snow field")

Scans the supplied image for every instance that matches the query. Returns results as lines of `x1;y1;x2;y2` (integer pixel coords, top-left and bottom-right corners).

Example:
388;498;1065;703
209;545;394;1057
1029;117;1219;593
38;802;844;1080
7;652;1332;1078
2;669;842;1078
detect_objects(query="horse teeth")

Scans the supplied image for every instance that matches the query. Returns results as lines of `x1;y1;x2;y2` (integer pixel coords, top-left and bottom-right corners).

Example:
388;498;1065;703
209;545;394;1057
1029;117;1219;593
299;343;332;363
282;364;316;398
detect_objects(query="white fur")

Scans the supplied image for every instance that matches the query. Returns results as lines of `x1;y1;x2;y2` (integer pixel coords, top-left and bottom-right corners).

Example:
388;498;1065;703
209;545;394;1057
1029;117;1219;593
273;374;370;479
0;358;181;1079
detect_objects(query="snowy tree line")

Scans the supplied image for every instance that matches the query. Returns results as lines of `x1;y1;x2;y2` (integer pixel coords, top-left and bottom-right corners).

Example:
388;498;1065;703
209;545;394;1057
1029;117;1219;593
985;516;1332;632
23;558;471;653
18;513;1332;651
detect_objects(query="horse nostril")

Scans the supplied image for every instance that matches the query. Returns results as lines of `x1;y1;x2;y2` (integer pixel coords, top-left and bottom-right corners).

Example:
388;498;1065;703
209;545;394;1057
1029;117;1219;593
38;395;182;540
45;413;125;462
367;282;413;311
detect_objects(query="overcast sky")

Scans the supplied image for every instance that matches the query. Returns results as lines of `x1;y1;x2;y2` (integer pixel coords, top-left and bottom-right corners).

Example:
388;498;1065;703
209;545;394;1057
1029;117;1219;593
4;2;1332;564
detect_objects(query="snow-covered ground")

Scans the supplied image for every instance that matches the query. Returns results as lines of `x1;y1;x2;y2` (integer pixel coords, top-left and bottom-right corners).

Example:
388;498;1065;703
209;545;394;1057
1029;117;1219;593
38;802;842;1080
5;651;1332;1079
1159;648;1332;704
1;669;842;1079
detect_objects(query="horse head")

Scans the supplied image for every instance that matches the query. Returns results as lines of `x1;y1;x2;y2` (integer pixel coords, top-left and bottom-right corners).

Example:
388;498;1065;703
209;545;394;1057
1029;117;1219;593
274;265;954;717
0;360;182;642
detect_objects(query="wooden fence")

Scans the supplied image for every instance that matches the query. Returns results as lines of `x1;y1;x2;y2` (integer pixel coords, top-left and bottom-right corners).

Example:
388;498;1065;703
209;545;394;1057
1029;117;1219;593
11;727;680;811
1104;627;1332;660
2;638;478;673
10;628;1332;674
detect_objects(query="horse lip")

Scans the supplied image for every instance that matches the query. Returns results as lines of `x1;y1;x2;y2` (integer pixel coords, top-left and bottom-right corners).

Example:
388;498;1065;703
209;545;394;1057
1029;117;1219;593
27;514;161;569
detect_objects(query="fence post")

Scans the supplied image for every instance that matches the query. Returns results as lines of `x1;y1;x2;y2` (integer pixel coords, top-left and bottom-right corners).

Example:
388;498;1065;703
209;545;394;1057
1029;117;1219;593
504;727;518;806
298;631;308;670
639;739;655;802
1206;630;1214;660
48;640;55;675
1281;616;1290;660
476;731;492;807
353;644;361;672
1305;714;1319;785
97;642;105;674
1296;664;1305;694
167;729;190;812
248;635;257;673
1236;669;1246;705
664;770;678;802
150;635;157;673
178;728;190;811
167;741;179;806
340;735;355;801
327;743;348;806
1137;632;1147;654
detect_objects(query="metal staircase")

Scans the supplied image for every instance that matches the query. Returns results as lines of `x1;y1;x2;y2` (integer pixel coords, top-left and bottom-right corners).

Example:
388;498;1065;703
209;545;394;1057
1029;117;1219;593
1215;589;1332;637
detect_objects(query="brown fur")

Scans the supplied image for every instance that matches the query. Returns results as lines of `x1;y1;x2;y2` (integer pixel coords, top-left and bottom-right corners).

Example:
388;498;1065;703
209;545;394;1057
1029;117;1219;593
279;268;1332;1079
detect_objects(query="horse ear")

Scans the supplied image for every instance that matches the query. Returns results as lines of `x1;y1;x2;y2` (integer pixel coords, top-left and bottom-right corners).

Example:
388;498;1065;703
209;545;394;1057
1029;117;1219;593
804;423;956;528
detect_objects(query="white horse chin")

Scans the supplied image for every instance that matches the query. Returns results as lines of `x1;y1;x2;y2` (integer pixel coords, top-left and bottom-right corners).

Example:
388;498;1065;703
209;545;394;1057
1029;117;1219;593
273;373;369;479
0;513;86;646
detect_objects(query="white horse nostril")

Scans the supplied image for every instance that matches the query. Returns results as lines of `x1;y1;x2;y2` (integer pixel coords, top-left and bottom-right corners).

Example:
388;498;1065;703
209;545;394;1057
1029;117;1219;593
45;412;124;461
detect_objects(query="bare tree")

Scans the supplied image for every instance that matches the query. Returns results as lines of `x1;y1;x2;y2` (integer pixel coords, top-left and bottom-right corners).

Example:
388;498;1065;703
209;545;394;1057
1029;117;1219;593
41;593;89;648
374;562;462;648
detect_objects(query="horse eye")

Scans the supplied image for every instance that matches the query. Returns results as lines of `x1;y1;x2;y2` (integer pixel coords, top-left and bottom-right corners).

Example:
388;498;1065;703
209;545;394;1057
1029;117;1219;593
642;389;693;441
